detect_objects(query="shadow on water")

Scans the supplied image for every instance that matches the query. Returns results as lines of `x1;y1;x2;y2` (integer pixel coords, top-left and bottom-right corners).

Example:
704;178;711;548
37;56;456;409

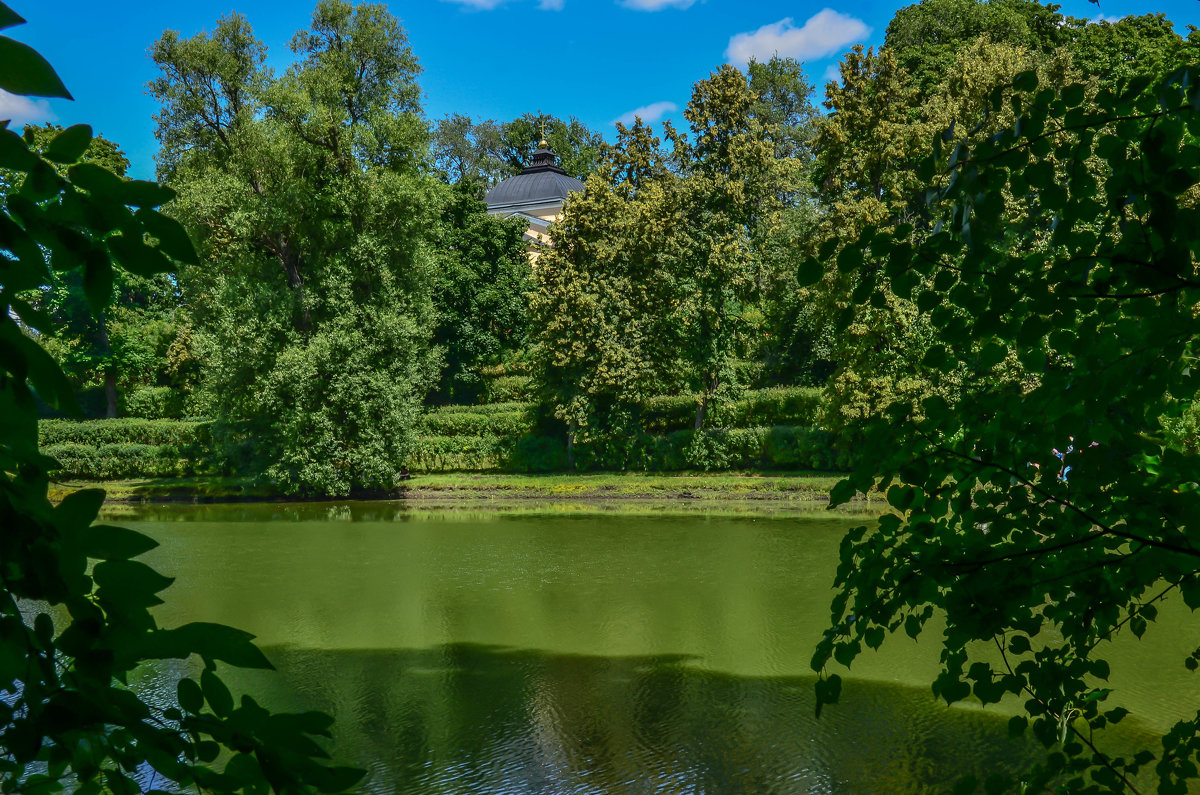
205;643;1052;795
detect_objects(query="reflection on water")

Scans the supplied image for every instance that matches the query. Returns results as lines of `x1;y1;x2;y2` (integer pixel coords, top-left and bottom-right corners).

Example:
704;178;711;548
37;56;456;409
122;505;1181;793
220;644;1048;794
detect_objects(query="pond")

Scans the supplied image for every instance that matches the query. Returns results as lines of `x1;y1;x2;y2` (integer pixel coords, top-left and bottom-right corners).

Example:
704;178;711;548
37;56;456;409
119;503;1194;793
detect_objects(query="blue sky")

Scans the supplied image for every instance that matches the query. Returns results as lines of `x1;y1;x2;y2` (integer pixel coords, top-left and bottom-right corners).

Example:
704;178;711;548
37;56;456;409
4;0;1197;179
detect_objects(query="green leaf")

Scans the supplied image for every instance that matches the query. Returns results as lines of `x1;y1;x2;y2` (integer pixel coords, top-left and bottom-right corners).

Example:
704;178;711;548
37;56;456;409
120;180;175;209
200;669;234;717
814;673;842;718
314;766;366;794
0;4;25;31
68;162;125;198
0;320;80;414
1013;71;1038;94
82;250;113;312
106;232;172;277
135;208;197;265
796;257;824;287
93;560;174;607
43;124;92;164
53;488;105;531
142;622;274;669
176;678;203;714
78;524;158;561
828;478;858;507
0;35;71;98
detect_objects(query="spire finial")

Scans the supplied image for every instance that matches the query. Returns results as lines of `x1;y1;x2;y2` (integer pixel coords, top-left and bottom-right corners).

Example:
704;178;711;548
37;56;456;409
538;117;549;149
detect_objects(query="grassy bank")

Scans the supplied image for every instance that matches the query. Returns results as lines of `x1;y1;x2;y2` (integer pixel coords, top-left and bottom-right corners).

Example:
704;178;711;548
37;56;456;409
49;471;882;515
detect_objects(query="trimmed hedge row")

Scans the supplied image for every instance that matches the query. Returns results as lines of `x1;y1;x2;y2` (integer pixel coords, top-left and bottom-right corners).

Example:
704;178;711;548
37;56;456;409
403;425;850;474
40;419;213;448
639;387;823;433
42;443;209;480
419;410;533;438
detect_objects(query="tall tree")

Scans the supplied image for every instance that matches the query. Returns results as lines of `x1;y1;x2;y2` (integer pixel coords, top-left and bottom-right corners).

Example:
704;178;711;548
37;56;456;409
152;1;441;494
4;125;131;416
810;63;1200;795
431;113;506;186
0;7;357;791
430;182;532;404
530;118;684;467
672;64;786;429
500;112;603;181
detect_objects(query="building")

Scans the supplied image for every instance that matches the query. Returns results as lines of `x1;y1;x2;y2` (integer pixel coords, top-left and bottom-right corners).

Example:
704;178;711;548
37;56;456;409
484;139;585;258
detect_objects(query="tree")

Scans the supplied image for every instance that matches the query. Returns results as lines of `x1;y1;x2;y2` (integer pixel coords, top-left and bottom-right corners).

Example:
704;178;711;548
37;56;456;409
808;64;1200;793
1063;13;1198;91
671;64;786;430
0;5;356;791
431;113;506;186
430;181;532;404
499;112;603;181
530;118;684;467
4;125;132;417
152;1;441;495
883;0;1065;99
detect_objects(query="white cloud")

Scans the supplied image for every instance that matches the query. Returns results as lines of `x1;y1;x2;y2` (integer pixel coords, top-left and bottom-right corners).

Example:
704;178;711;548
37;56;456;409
0;89;56;125
619;0;696;10
440;0;506;8
1090;12;1126;23
612;100;677;126
822;62;841;84
725;10;871;66
440;0;561;9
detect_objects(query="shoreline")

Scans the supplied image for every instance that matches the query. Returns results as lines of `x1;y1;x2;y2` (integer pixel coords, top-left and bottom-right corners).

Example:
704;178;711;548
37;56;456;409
49;472;883;516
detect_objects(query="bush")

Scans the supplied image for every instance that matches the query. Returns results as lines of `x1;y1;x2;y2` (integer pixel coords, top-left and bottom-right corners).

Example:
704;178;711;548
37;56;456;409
483;374;532;403
42;442;203;480
638;387;824;433
40;419;211;448
724;387;823;428
406;435;508;472
418;409;533;438
120;386;189;420
39;420;216;480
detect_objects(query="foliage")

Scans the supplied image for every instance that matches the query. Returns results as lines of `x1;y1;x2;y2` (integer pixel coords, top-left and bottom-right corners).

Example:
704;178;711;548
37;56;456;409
809;64;1200;793
531;117;686;461
153;1;440;495
431;111;603;185
0;6;356;792
430;182;532;404
1064;13;1199;92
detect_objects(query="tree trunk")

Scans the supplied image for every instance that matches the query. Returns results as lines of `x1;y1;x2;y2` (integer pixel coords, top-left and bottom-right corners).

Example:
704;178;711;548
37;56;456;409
96;313;117;418
104;370;117;419
567;419;576;471
694;372;720;430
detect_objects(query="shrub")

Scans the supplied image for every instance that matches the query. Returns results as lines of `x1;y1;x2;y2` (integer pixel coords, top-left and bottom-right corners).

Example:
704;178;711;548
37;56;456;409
418;410;534;438
483;374;532;403
120;386;189;420
40;419;211;448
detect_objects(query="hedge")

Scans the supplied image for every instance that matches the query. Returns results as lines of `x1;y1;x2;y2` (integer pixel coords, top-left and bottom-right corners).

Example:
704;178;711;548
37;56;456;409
38;385;847;479
640;387;823;433
120;386;190;420
40;419;212;448
42;443;208;480
408;425;851;474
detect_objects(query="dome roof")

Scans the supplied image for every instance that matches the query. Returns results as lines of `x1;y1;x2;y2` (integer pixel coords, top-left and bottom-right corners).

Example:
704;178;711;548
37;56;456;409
485;147;586;212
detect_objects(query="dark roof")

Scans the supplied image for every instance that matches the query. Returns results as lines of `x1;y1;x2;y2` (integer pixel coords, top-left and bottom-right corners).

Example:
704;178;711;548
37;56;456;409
485;147;586;211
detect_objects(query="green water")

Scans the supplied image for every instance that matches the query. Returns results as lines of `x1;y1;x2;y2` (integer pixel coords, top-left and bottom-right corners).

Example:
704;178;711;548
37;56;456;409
120;503;1196;793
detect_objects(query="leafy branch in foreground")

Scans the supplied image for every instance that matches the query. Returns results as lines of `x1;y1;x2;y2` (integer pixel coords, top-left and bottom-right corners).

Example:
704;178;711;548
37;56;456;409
808;65;1200;793
0;5;359;792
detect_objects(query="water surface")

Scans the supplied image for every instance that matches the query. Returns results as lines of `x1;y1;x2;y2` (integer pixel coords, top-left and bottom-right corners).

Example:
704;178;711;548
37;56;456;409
121;503;1188;793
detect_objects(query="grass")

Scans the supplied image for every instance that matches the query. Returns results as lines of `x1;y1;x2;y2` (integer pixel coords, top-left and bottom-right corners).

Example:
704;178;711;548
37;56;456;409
49;471;884;512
